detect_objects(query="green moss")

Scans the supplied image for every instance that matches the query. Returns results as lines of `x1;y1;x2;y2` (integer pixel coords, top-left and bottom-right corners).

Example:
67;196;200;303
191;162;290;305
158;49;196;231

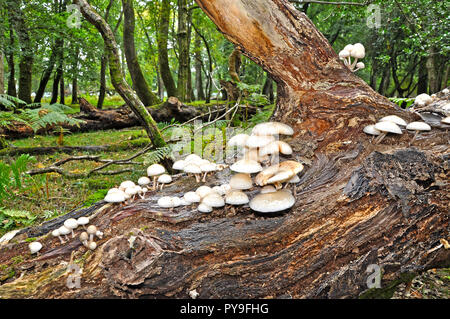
25;237;37;243
359;272;417;299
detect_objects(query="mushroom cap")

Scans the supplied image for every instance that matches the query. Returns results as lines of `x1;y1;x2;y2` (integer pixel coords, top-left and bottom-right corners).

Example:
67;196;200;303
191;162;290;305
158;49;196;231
259;141;293;156
356;62;365;70
51;229;60;237
87;225;97;235
196;185;215;199
138;176;151;186
64;218;78;230
158;196;175;208
58;225;71;236
225;190;249;205
183;191;201;203
77;216;89;226
107;187;122;194
229;173;253;190
255;161;304;186
200;162;217;173
363;124;381;136
374;121;403;134
415;93;432;105
251;122;294;136
104;191;126;203
260;185;277;194
245;135;275;148
125;187;139;196
147;164;166;177
157;174;173;184
119;180;135;190
184;154;202;162
339;49;350;59
441;116;450;124
183;163;202;174
201;193;225;207
88;241;97;250
289;175;300;183
406;121;431;131
351;43;365;59
343;44;354;53
379;115;407;126
442;88;449;94
79;232;89;242
171;197;182;207
198;203;213;213
29;241;43;254
230;159;262;174
172;160;186;170
227;134;250;147
249;190;295;213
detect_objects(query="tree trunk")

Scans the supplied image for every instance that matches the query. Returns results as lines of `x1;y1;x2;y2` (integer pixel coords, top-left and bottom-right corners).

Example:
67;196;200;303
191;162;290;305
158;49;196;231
262;72;274;104
177;0;191;102
60;68;65;105
157;0;177;98
71;45;79;104
97;53;107;109
194;33;205;101
34;44;58;103
0;51;4;95
73;0;166;148
122;0;160;106
50;45;64;104
7;0;33;104
417;58;428;94
6;24;16;98
0;0;447;300
426;47;439;94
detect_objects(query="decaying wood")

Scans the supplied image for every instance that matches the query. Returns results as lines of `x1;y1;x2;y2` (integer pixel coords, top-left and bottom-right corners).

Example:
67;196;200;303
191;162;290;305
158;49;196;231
1;97;256;139
0;0;448;299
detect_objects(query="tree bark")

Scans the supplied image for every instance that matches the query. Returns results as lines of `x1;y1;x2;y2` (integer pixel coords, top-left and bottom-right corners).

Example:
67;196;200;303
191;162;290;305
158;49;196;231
6;23;16;98
157;0;177;98
0;51;4;95
0;0;448;300
34;44;58;103
73;0;166;148
122;0;160;106
6;0;33;104
194;33;205;101
177;0;191;102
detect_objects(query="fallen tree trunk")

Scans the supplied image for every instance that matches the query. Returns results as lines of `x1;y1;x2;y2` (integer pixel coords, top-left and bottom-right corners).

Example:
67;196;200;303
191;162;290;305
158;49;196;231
0;0;448;299
1;97;257;139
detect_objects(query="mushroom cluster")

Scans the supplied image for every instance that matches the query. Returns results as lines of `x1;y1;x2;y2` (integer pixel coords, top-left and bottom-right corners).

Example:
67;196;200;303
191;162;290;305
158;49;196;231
338;43;365;72
50;216;103;251
172;154;226;182
410;90;450;126
224;122;303;214
363;114;431;143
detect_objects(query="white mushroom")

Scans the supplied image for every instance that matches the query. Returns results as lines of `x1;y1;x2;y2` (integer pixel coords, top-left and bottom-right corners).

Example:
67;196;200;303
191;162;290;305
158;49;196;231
200;162;217;182
183;191;201;204
63;218;79;238
58;225;71;241
229;173;253;190
374;121;403;144
183;163;202;182
52;229;65;244
138;176;151;187
378;115;407;127
172;160;186;171
79;232;89;247
198;203;213;213
29;242;43;255
363;124;381;136
77;217;89;230
230;159;262;174
87;225;98;243
225;190;249;206
195;186;215;199
88;241;97;250
157;174;173;190
249;190;295;214
406;121;432;144
119;180;135;191
147;164;166;190
201;193;225;208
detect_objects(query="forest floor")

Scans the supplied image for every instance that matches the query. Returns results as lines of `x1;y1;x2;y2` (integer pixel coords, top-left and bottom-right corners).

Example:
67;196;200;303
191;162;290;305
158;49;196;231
391;268;450;299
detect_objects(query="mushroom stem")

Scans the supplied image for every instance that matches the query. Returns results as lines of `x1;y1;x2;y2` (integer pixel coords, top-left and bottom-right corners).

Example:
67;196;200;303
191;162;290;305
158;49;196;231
202;172;208;182
58;236;65;244
89;234;94;242
350;57;358;70
195;174;201;183
71;230;75;238
374;132;386;144
410;131;419;145
152;177;157;191
160;183;165;190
